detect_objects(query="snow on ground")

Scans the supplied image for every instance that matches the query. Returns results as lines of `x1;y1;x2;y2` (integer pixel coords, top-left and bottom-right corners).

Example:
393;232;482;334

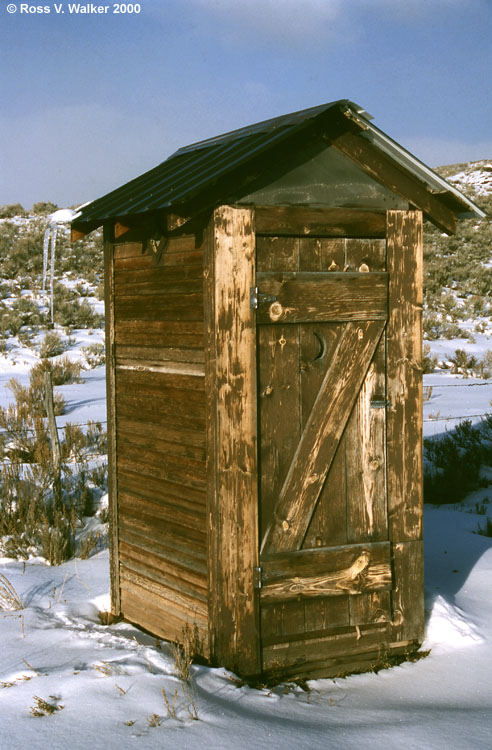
424;330;492;437
1;505;491;750
1;328;492;748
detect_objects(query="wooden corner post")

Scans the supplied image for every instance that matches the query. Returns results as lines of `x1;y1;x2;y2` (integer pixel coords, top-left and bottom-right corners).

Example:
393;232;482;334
104;226;121;617
204;205;261;675
386;209;424;644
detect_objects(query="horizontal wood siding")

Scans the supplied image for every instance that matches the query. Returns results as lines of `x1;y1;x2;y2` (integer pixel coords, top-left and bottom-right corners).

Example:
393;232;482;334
112;235;208;652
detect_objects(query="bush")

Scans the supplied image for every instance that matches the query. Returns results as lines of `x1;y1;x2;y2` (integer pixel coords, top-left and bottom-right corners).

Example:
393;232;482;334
54;297;103;330
423;313;469;341
30;356;82;390
424;418;492;505
422;343;438;374
82;342;105;368
477;351;492;379
32;201;58;215
0;203;27;219
39;331;69;358
449;349;478;375
0;365;108;563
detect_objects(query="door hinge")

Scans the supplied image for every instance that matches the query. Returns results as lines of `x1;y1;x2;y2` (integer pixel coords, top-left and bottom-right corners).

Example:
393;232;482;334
370;398;391;409
250;286;277;310
253;566;262;589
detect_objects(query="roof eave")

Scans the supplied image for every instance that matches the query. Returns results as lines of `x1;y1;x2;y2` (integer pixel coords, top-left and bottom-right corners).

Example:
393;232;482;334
341;106;486;221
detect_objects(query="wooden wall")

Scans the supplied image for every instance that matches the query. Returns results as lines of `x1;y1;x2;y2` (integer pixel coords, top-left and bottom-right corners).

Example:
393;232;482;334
105;231;209;652
103;206;423;679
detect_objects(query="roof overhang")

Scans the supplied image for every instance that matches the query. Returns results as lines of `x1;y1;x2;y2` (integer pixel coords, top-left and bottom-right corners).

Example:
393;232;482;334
70;100;486;240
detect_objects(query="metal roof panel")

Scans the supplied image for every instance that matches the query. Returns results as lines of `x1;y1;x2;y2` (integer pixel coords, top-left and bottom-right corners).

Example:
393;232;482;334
72;100;485;229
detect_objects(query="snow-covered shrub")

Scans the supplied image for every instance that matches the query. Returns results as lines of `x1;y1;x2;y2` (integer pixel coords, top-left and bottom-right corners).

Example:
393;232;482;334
82;342;105;368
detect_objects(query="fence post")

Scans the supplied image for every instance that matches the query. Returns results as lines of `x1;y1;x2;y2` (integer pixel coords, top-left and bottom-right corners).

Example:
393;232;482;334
44;370;62;502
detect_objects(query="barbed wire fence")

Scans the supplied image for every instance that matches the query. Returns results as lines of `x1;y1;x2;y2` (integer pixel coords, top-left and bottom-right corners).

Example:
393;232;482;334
424;381;492;423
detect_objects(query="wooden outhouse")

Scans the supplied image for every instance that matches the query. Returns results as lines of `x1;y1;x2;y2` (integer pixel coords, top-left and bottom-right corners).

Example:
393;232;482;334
71;100;484;679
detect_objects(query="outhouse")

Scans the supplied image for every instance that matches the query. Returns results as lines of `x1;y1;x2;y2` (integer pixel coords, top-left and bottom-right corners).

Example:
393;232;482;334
71;100;484;679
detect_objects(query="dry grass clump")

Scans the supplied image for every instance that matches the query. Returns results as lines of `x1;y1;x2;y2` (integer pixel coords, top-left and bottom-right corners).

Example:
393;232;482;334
476;516;492;537
30;695;64;717
0;572;23;611
161;624;202;722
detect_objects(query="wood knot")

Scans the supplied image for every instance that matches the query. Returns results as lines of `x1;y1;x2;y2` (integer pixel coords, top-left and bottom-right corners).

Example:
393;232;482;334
370;459;380;471
358;262;370;272
392;609;404;626
269;302;284;322
282;520;290;532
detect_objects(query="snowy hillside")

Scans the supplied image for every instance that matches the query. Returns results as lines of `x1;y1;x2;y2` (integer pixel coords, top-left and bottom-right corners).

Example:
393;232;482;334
1;166;492;749
437;159;492;200
422;160;492;434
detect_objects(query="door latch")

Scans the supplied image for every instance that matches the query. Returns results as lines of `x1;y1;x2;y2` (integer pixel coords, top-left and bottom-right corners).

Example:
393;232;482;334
370;398;391;409
250;287;277;310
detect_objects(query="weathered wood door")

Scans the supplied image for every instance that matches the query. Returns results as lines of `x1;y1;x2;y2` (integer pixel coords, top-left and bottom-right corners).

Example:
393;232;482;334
254;210;424;676
205;206;423;678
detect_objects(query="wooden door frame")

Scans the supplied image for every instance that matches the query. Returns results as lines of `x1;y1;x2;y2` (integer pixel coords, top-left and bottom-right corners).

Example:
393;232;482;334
386;209;424;644
204;205;261;675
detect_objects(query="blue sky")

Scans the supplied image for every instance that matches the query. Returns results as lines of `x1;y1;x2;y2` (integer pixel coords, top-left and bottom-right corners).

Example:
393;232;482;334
1;0;491;208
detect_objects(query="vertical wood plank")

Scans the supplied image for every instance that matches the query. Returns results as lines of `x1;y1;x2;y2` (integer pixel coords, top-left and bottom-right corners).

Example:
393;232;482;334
344;238;386;271
204;205;260;675
256;235;299;271
350;591;391;626
386;210;423;542
104;228;121;616
299;237;345;271
258;324;301;540
346;338;388;544
299;241;348;562
391;540;424;643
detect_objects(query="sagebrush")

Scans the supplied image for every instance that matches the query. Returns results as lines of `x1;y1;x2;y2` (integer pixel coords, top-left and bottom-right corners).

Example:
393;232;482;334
0;366;107;564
